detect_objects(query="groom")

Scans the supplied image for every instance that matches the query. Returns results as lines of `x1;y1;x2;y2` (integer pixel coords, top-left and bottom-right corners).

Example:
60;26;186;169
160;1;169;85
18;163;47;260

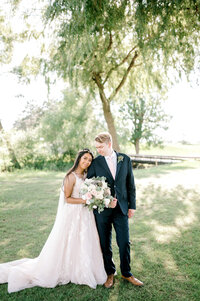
87;132;143;288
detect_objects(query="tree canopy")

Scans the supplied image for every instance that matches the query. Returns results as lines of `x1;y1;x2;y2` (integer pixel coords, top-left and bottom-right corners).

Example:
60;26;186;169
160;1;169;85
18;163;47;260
1;0;200;157
0;10;14;65
120;92;171;154
43;0;200;149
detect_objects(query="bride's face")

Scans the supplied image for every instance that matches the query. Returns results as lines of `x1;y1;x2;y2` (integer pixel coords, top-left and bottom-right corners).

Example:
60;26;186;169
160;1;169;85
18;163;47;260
79;153;93;170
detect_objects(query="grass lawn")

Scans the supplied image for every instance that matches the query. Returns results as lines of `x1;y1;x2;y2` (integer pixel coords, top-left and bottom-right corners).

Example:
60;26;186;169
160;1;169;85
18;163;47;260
125;143;200;157
0;161;200;301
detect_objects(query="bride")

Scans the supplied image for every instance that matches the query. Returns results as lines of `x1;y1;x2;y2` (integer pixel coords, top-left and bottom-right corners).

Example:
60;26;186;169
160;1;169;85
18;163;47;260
0;149;116;293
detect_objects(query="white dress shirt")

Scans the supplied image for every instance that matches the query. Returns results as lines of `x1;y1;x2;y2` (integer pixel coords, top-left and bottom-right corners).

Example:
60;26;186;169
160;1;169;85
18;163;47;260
105;151;117;177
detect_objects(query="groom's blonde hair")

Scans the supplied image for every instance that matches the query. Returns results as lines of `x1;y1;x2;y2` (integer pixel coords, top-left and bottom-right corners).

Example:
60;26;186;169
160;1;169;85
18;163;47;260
95;132;112;144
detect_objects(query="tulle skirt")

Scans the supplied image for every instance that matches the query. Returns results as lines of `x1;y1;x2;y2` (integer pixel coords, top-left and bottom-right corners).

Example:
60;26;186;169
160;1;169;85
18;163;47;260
0;203;107;293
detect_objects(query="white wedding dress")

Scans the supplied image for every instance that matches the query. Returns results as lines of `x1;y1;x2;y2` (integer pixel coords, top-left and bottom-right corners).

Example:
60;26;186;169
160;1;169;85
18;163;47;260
0;173;107;293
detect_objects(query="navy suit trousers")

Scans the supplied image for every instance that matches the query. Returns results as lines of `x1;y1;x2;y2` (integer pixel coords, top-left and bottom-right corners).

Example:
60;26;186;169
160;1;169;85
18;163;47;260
94;203;132;277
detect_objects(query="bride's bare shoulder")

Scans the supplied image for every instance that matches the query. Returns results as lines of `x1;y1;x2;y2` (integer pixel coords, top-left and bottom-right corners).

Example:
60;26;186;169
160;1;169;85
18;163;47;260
64;172;76;186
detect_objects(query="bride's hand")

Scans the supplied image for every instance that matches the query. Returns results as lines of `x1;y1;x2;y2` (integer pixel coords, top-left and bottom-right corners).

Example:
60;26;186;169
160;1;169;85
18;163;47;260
109;198;117;208
82;198;86;204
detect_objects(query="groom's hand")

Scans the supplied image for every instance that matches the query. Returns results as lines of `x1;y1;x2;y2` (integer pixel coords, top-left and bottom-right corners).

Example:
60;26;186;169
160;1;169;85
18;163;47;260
128;209;135;218
109;198;117;208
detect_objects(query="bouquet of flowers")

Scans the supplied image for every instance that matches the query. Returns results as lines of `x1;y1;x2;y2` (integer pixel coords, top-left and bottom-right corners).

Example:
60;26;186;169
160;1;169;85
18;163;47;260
80;176;113;213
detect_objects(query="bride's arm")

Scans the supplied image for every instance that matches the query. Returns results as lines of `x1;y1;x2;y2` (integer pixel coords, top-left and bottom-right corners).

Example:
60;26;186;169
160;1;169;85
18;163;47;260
64;173;86;204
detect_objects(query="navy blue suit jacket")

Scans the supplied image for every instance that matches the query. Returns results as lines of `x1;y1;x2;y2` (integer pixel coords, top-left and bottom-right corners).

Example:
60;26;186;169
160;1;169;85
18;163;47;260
87;152;136;215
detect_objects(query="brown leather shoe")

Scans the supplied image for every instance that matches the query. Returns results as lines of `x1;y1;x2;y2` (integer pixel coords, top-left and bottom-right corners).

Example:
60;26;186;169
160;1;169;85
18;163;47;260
104;274;114;288
122;275;143;286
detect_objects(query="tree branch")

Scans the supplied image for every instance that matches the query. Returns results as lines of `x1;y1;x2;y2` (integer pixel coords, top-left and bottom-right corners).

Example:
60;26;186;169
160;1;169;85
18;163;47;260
103;44;138;85
92;72;109;107
106;32;113;52
108;51;139;101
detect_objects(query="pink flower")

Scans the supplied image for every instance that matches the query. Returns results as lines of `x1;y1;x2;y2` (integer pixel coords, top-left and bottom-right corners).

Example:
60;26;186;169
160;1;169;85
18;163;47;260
91;190;97;197
85;192;92;200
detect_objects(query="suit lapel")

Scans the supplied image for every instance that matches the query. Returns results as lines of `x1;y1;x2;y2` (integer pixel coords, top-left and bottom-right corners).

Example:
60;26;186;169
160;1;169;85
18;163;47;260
115;152;123;179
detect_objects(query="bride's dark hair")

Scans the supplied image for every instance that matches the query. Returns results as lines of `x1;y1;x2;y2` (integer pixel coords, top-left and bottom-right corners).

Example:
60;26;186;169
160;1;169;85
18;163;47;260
65;148;94;177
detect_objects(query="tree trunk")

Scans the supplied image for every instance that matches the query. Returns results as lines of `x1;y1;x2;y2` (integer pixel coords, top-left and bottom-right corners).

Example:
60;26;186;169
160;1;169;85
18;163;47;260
102;100;120;151
135;139;140;154
92;51;139;151
0;120;21;169
93;72;120;151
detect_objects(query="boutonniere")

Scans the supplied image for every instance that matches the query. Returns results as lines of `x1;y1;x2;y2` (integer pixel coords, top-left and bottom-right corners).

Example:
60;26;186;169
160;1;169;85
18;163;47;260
117;155;124;164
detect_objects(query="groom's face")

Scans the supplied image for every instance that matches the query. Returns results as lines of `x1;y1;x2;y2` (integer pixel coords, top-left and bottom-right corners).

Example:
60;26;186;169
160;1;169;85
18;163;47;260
95;141;112;156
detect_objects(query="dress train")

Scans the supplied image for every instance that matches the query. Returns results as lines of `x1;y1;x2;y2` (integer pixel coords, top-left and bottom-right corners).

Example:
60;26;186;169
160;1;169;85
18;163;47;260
0;174;107;292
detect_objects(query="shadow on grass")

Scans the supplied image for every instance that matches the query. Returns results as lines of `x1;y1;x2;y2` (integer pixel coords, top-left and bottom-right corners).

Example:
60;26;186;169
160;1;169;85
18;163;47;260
109;184;200;301
127;184;200;301
0;176;200;300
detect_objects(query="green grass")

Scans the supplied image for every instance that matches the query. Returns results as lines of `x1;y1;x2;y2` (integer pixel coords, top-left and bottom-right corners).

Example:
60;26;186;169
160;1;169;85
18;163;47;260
125;143;200;157
0;163;200;301
134;160;199;179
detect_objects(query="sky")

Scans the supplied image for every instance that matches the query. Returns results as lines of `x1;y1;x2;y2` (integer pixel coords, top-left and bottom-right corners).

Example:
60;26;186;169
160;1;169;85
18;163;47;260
0;67;64;129
164;81;200;143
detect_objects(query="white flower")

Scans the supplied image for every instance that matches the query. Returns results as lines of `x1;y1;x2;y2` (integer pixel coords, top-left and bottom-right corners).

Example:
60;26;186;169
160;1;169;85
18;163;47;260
81;184;88;190
93;205;97;209
86;200;91;205
85;178;92;184
88;184;96;191
96;192;104;199
102;181;107;189
104;198;110;207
